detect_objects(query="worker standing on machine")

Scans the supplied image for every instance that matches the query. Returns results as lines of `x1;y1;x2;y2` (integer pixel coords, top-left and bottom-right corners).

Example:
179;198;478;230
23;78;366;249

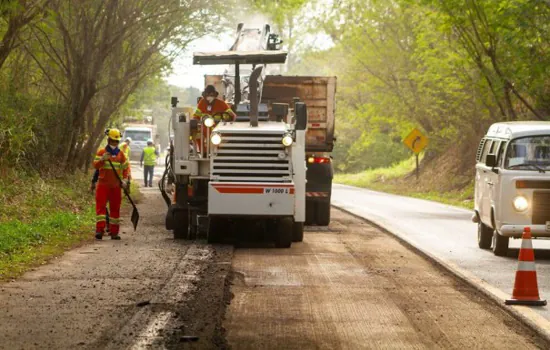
193;85;237;152
93;129;130;240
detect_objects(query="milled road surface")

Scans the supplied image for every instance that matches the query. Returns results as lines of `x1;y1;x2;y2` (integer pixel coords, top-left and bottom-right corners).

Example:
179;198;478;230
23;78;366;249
225;210;548;349
331;184;550;321
0;187;232;350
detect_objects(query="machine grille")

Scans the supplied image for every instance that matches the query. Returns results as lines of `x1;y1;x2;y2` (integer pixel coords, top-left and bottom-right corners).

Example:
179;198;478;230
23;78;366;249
532;191;550;225
212;132;291;182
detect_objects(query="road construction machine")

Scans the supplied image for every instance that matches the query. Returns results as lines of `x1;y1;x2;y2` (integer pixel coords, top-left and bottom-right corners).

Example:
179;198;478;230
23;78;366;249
204;24;337;226
162;25;307;247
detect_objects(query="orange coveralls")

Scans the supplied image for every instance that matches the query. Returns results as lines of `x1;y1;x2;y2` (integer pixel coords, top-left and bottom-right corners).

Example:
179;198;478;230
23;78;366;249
93;147;129;236
193;98;234;152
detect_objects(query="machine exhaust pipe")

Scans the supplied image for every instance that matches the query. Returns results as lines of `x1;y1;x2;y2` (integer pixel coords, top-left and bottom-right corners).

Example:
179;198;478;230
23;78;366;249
249;66;263;127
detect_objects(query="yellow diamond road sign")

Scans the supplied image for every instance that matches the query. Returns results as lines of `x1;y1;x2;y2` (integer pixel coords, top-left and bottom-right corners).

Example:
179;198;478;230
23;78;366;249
404;128;428;154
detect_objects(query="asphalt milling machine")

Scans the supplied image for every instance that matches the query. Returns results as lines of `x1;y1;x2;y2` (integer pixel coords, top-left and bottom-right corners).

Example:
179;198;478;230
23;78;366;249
160;24;335;247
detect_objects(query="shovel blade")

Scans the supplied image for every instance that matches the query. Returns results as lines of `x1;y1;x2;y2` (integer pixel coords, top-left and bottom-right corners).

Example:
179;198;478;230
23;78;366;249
131;208;139;231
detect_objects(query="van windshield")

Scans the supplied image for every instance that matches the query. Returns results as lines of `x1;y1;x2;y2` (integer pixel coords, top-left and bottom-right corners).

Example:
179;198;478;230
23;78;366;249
505;136;550;170
124;130;151;142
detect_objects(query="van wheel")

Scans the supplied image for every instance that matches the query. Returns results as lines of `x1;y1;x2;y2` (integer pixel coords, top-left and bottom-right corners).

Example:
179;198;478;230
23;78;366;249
492;231;509;256
275;217;293;248
477;222;492;249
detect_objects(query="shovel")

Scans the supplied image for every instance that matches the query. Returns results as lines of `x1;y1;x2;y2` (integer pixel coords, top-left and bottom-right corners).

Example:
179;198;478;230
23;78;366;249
108;159;140;231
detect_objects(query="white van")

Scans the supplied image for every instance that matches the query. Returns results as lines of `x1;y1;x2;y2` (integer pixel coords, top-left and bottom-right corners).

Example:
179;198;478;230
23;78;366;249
473;122;550;256
122;126;153;161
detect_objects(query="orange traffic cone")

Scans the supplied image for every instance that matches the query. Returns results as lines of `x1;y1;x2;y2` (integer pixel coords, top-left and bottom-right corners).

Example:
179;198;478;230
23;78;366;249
505;227;547;306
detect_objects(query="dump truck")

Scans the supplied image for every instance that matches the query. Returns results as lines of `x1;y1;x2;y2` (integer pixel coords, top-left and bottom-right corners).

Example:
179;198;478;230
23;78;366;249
162;24;307;247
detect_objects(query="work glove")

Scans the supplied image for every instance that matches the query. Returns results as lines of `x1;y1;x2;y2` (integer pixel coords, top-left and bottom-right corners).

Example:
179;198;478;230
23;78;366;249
102;153;111;161
121;181;128;190
90;182;96;194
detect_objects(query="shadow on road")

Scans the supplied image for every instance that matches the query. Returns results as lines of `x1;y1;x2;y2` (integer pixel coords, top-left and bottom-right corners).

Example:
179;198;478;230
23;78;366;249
504;248;550;263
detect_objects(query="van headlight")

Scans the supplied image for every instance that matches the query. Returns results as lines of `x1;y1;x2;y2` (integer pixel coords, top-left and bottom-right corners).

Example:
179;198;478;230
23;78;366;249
513;196;529;212
282;134;293;147
203;117;215;128
211;133;222;145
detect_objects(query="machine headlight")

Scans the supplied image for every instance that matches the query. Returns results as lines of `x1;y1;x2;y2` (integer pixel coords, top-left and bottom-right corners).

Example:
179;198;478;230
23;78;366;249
513;196;529;212
211;133;222;145
204;117;215;128
282;134;293;147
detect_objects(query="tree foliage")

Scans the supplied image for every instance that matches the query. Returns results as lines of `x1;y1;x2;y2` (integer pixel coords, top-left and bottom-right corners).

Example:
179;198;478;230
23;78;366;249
275;0;550;172
0;0;230;172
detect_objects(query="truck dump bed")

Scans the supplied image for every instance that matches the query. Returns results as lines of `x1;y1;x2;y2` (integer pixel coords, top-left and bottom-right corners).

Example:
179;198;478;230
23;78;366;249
262;76;337;152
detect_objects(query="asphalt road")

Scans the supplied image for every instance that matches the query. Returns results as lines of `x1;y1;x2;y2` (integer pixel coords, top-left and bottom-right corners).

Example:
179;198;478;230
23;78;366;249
332;184;550;322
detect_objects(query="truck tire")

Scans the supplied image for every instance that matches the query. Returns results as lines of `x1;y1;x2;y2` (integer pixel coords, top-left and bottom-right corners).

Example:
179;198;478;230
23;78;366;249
492;231;509;256
207;217;225;244
292;222;304;242
477;222;492;249
315;201;331;226
305;200;315;225
275;217;293;248
173;209;189;240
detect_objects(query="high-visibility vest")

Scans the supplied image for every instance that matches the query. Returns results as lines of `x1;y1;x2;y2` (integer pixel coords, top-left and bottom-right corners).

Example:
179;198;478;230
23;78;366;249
120;142;131;159
143;146;157;166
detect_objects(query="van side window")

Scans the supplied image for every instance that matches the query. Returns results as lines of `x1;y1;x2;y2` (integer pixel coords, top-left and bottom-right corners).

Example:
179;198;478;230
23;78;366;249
496;141;507;166
476;138;487;162
480;139;493;163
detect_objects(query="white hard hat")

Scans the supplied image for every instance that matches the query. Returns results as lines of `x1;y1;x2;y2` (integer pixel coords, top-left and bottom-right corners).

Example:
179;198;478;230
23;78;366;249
147;138;153;144
125;137;132;142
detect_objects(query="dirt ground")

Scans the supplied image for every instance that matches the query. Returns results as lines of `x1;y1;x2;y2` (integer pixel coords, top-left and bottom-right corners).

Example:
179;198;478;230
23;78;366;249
225;210;548;349
0;188;232;350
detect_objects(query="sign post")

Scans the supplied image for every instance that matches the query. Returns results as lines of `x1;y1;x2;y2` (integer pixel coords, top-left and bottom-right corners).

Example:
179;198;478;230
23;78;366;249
403;128;429;181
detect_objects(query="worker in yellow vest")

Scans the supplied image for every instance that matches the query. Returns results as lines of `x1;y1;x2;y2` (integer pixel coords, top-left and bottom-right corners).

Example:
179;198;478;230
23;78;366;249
120;137;132;180
140;139;159;187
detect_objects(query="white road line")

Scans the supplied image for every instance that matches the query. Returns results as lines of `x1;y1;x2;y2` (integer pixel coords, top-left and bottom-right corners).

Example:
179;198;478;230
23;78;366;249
130;311;173;350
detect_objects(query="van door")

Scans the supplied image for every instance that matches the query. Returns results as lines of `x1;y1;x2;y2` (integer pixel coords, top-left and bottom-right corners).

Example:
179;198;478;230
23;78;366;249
477;139;494;225
487;140;504;227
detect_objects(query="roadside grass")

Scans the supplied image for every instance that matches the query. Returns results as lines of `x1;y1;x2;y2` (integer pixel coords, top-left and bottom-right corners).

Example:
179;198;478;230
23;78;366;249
334;156;475;210
0;169;141;280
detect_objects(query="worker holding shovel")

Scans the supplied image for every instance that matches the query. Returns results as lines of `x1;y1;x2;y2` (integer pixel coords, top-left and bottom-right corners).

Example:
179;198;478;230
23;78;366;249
93;129;130;240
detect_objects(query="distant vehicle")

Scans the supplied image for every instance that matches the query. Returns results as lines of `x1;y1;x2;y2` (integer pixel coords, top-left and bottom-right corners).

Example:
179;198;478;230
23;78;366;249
122;115;158;161
473;121;550;256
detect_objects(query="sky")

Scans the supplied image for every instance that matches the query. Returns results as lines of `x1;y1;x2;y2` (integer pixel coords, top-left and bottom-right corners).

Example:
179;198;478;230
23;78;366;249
165;34;231;89
165;5;335;89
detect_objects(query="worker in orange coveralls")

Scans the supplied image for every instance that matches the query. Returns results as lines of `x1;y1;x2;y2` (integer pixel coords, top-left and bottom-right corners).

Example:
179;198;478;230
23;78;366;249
93;128;130;240
192;85;237;153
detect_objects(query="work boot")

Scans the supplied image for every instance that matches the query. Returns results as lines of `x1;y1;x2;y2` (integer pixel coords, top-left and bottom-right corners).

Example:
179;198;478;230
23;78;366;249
95;232;103;240
110;235;121;240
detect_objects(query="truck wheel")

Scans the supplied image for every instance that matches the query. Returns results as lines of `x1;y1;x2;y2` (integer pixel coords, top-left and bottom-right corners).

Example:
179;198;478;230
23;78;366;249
207;217;225;244
315;201;331;226
305;200;315;225
275;217;293;248
173;209;189;240
492;231;509;256
477;222;492;249
292;222;304;242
